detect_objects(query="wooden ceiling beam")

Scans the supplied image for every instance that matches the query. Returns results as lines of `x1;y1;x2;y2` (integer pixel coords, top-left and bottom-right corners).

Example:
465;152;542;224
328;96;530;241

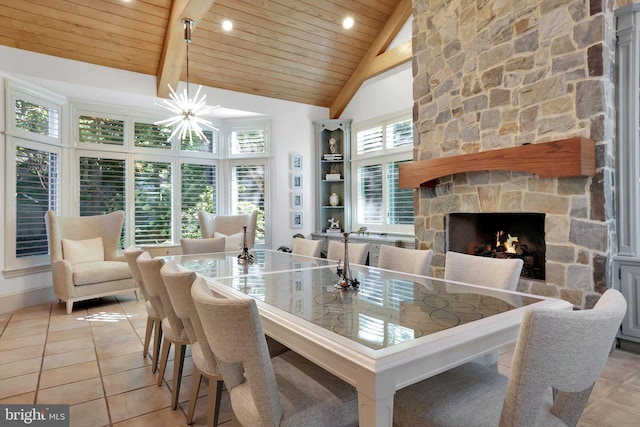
156;0;216;98
329;0;412;119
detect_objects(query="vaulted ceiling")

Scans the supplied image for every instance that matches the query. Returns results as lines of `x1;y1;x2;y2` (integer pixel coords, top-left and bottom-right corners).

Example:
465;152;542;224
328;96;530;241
0;0;412;118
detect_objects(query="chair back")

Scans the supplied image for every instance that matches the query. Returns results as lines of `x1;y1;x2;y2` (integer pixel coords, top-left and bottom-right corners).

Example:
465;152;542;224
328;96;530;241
444;251;523;290
198;210;258;249
180;237;226;254
123;246;144;287
45;210;124;262
378;246;434;276
192;278;283;426
161;262;218;369
137;252;182;334
501;289;627;426
327;239;369;265
291;238;322;258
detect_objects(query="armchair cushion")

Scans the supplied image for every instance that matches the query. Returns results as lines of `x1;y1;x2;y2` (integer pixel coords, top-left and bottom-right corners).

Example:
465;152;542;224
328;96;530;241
72;261;134;286
214;232;243;251
62;237;104;264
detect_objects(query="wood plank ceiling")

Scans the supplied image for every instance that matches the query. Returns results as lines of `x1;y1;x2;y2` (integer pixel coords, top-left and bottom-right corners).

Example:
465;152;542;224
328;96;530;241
0;0;411;118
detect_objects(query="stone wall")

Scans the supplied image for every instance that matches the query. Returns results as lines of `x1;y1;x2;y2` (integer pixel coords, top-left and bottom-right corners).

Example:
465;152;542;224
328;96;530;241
411;0;618;308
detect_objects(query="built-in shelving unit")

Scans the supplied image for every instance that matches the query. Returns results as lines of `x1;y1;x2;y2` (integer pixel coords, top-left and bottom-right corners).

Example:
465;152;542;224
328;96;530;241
314;119;352;234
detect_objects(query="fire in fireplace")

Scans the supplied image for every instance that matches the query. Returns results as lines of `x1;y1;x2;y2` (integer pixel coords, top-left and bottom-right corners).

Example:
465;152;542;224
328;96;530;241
447;213;546;280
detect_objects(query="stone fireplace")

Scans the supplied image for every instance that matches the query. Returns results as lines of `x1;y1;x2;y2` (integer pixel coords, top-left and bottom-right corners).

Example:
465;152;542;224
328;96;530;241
407;0;619;308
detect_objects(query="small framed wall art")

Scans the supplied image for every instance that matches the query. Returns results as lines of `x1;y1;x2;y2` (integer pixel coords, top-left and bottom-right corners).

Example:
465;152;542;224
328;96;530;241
291;211;303;228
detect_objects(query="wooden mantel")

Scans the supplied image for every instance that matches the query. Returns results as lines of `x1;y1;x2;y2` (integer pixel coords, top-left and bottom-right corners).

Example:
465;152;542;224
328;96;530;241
399;137;596;188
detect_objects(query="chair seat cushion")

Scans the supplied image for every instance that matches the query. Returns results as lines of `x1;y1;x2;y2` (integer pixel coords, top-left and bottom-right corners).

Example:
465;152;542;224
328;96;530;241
230;350;358;427
72;261;132;286
393;362;558;427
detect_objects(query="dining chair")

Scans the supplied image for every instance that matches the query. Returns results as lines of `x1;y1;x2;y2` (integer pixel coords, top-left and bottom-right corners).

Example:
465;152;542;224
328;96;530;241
327;239;369;265
378;246;434;276
136;251;189;410
198;210;258;250
191;278;359;427
160;261;224;426
444;251;524;290
180;237;226;255
291;237;322;258
124;246;163;372
444;251;524;367
393;288;627;427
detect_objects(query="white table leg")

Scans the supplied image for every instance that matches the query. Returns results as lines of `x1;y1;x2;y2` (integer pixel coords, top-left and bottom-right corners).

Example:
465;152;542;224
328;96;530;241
357;388;395;427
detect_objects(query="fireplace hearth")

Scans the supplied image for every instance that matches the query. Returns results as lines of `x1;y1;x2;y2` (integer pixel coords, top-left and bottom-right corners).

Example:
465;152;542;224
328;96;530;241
447;213;546;280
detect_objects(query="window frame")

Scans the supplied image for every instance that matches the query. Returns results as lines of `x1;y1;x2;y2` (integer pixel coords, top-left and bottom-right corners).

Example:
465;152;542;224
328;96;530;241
350;111;414;235
4;80;66;273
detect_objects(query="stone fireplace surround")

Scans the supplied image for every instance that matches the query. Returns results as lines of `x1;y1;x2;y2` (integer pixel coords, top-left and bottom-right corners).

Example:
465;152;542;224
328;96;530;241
409;0;618;308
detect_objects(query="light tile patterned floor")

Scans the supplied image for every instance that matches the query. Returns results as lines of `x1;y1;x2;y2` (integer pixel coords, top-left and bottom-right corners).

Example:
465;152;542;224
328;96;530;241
1;294;639;426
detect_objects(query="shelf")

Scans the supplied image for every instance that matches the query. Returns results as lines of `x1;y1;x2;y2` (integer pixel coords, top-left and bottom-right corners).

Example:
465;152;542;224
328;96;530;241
399;136;596;188
322;206;344;209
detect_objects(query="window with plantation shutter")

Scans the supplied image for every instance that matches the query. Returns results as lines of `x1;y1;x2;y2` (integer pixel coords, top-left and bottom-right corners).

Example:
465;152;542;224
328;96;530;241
357;164;383;224
134;160;172;245
15;146;59;257
181;129;216;153
6;82;63;269
15;98;60;139
232;163;265;242
78;115;125;146
181;162;216;238
352;113;414;234
231;127;266;155
387;161;414;225
79;157;126;247
356;126;383;155
134;121;172;149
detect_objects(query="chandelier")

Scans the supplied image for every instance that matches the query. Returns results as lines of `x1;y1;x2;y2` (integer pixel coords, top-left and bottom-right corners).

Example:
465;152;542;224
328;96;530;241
156;19;219;144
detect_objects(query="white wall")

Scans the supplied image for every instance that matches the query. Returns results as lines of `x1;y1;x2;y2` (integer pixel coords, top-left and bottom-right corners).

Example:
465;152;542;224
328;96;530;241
0;16;412;312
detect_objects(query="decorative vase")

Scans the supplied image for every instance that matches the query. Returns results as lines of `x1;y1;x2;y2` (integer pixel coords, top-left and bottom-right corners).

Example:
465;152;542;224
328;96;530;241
329;192;340;206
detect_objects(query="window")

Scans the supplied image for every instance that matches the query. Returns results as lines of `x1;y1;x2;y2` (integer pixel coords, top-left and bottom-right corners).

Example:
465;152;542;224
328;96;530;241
134;160;172;244
73;107;270;247
181;162;216;238
351;113;414;234
4;81;64;271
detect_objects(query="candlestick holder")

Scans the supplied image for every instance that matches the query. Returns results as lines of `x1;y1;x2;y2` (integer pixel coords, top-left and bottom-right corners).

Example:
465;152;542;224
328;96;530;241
237;226;254;264
335;232;359;290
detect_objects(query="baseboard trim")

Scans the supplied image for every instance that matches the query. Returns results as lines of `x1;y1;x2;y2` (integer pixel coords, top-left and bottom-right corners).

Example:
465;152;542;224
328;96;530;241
0;286;56;315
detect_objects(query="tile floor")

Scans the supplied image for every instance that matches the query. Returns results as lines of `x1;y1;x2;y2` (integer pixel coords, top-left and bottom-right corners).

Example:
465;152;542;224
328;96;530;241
1;294;639;427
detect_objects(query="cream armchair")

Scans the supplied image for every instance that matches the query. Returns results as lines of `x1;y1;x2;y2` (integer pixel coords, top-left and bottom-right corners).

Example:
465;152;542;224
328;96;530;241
45;210;139;314
198;210;258;250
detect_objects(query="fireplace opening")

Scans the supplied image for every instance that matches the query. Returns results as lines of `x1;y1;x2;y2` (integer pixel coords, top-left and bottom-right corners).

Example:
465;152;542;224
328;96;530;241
447;213;545;280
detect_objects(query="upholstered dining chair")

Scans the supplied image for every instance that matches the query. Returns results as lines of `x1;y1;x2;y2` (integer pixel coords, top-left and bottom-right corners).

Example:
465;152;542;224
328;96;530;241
191;278;359;427
44;210;139;314
124;246;163;372
444;251;524;367
393;289;627;427
160;261;224;426
444;251;524;290
180;237;226;255
291;237;322;258
327;239;369;265
378;246;434;276
136;251;189;410
198;210;258;250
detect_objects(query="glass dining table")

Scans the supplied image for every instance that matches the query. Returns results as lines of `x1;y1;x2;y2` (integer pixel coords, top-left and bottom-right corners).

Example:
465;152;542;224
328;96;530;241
169;249;572;427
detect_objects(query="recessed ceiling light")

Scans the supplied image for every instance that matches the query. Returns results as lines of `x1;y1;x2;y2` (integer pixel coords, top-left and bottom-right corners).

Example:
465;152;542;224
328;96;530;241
343;16;354;30
222;20;233;31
